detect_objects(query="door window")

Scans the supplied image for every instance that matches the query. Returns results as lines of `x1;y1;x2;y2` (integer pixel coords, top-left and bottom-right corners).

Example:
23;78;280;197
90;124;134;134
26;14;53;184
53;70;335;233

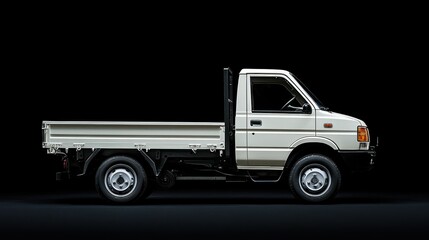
251;77;307;113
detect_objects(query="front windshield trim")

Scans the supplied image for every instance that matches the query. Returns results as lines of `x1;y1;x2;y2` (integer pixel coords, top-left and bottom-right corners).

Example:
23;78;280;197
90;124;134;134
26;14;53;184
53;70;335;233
290;73;328;110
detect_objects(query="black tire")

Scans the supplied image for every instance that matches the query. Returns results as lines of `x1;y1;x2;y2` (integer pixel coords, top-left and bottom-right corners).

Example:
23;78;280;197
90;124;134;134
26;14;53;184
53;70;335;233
95;156;149;203
289;154;341;203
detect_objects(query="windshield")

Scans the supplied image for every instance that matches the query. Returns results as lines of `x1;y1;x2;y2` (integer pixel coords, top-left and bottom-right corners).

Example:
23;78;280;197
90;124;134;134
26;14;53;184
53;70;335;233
291;73;329;110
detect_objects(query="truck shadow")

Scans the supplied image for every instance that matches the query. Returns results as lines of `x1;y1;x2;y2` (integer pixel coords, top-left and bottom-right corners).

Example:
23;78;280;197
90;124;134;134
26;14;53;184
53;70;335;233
29;191;416;206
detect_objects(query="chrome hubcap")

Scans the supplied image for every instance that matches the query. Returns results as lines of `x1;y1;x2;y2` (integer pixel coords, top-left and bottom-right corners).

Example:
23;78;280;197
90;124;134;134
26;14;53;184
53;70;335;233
299;165;331;196
105;165;137;197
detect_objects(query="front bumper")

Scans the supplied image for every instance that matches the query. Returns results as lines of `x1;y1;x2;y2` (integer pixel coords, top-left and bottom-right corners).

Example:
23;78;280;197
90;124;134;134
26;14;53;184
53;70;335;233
338;146;376;172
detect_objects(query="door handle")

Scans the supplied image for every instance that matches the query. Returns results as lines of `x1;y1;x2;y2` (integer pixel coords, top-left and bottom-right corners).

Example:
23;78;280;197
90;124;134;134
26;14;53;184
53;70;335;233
250;120;262;127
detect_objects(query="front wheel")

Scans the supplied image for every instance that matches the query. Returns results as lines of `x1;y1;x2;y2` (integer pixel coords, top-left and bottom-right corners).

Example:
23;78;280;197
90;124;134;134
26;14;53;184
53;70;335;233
95;156;149;203
289;154;341;202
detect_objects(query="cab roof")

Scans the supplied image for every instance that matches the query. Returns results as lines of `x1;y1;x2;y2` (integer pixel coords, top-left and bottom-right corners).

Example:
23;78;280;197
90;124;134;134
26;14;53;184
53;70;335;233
239;69;291;75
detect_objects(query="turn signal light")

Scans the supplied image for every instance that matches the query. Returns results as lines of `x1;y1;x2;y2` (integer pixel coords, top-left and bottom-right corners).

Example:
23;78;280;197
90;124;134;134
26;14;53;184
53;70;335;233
357;126;369;142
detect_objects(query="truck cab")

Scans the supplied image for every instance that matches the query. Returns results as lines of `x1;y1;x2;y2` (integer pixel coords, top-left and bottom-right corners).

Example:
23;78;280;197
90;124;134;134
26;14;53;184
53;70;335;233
235;69;375;201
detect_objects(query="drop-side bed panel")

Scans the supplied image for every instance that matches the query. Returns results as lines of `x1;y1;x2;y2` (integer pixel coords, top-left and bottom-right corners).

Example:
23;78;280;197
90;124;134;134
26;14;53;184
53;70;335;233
42;121;225;151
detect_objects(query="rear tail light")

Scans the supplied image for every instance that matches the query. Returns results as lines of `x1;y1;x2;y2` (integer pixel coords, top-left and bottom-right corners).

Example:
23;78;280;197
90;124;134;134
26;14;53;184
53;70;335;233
63;157;69;170
357;126;369;142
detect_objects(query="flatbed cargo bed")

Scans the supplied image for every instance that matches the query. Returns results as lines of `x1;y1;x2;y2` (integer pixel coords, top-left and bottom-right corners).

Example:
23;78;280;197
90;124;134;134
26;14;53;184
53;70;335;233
42;121;226;152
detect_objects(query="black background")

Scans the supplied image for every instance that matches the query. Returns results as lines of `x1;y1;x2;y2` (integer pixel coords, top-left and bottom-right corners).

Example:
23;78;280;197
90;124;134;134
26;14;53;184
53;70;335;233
4;6;428;194
0;2;429;239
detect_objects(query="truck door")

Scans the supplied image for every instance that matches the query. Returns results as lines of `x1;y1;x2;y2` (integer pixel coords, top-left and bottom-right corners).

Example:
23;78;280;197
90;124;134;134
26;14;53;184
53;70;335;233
246;74;316;169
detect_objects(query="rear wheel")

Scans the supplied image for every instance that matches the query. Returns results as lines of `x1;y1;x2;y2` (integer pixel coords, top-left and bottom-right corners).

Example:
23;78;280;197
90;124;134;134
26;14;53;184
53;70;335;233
289;154;341;202
95;156;149;203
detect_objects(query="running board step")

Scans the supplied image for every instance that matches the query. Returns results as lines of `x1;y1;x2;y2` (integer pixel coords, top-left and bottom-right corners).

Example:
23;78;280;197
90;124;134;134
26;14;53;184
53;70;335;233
247;170;283;183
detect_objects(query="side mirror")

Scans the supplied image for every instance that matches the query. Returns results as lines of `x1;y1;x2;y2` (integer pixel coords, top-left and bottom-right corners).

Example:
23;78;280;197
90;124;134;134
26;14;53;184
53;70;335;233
302;103;312;114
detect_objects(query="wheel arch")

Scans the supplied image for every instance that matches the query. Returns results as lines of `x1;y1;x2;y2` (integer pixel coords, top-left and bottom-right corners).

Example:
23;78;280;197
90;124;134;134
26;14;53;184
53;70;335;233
284;142;345;175
84;149;156;180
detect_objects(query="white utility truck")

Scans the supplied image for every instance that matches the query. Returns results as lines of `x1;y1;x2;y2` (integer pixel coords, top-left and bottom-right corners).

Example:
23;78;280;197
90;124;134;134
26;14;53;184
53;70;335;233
42;68;376;203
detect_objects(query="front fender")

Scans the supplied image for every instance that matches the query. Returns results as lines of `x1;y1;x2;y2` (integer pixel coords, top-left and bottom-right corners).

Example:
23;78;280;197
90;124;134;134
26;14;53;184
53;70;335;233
290;136;339;150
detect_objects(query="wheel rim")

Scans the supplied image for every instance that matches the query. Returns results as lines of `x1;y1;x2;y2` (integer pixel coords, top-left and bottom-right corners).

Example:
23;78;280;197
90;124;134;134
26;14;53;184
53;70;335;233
104;164;137;197
298;164;331;197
